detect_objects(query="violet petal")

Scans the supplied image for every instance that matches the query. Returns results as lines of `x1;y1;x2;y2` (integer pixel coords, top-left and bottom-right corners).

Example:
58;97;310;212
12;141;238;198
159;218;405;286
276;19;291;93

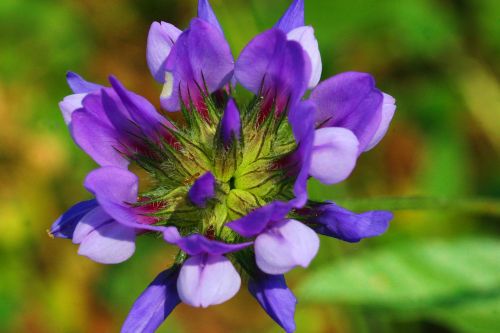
147;21;182;83
188;172;216;208
254;219;319;274
177;254;240;308
50;199;98;239
275;0;304;33
249;272;297;333
121;267;181;333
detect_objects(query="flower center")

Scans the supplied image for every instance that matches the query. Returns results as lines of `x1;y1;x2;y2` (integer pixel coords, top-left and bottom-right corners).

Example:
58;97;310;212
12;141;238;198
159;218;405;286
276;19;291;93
132;94;297;240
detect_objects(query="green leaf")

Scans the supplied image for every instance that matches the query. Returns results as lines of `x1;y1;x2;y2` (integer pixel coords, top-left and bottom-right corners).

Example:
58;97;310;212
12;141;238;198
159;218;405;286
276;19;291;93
298;237;500;332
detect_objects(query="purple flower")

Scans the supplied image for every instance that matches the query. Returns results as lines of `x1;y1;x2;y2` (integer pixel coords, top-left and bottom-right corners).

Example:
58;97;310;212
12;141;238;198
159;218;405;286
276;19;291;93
53;1;396;332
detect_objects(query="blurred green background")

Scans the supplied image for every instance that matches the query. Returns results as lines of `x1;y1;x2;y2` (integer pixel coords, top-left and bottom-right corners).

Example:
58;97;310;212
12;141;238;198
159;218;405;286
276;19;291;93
1;0;499;332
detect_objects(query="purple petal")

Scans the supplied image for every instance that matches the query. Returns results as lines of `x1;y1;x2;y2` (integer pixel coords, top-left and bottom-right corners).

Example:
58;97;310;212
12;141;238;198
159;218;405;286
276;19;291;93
197;0;223;33
276;0;304;33
50;200;98;239
310;127;359;185
161;18;234;111
71;106;129;168
147;22;182;83
121;267;181;333
108;76;173;138
72;206;113;244
309;72;384;152
249;272;297;333
188;172;216;208
308;203;392;242
164;231;252;256
177;254;240;308
66;71;102;94
287;26;322;89
254;219;319;274
227;201;292;238
287;101;316;207
59;93;86;125
76;220;136;264
235;29;310;115
364;93;396;151
220;99;241;146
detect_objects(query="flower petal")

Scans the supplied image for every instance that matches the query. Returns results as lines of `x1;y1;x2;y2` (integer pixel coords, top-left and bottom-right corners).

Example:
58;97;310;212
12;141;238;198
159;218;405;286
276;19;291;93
164;231;252;256
50;200;98;239
66;72;102;94
364;93;396;151
59;93;86;125
197;0;223;33
147;22;182;83
287;101;316;207
287;26;322;89
78;222;136;264
121;267;181;333
71;105;129;168
308;203;392;242
188;172;216;208
310;72;384;152
177;254;241;308
235;29;310;114
161;18;234;111
227;201;292;238
275;0;304;33
72;206;113;244
220;99;241;146
255;219;319;274
310;127;359;185
249;272;297;333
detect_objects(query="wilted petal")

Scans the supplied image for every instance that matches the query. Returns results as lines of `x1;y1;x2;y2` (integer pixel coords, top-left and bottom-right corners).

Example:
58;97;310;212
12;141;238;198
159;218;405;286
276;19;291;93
188;172;216;208
66;71;102;94
308;203;392;242
310;127;359;185
161;19;234;111
59;93;86;125
249;272;297;333
275;0;304;33
220;99;241;146
121;267;181;333
198;0;223;33
50;200;98;239
287;26;322;89
177;254;241;308
255;219;319;274
364;93;396;151
227;201;292;238
147;22;182;83
310;72;384;152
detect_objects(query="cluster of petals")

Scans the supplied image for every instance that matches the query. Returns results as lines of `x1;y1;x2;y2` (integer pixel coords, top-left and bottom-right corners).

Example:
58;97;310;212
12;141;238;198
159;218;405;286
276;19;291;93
51;1;396;332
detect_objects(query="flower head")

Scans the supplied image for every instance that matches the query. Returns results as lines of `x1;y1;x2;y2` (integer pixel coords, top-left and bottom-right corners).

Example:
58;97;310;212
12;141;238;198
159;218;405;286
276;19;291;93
51;1;396;332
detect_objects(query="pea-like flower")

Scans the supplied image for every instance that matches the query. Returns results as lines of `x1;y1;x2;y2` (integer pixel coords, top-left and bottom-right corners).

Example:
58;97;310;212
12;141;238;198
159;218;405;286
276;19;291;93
50;1;396;332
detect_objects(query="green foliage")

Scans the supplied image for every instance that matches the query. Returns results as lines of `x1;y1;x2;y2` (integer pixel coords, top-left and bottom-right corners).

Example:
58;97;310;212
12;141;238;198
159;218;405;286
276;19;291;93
299;237;500;332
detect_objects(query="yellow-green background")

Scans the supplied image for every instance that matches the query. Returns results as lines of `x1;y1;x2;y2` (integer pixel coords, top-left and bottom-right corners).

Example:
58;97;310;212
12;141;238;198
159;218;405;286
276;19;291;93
1;0;499;332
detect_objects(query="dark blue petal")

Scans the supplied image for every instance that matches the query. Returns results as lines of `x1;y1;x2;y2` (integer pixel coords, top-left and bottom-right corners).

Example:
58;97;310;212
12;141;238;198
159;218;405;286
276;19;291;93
308;203;392;242
50;199;98;239
188;172;216;208
121;267;181;333
227;201;291;237
275;0;304;33
66;72;102;94
198;0;223;33
249;272;297;333
220;99;241;146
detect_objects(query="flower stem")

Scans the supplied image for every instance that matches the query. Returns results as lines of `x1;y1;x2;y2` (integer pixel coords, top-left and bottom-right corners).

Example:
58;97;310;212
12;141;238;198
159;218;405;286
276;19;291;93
335;197;500;217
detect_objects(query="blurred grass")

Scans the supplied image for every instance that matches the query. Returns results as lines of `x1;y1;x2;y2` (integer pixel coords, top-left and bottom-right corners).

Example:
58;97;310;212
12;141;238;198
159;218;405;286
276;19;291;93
0;0;499;332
